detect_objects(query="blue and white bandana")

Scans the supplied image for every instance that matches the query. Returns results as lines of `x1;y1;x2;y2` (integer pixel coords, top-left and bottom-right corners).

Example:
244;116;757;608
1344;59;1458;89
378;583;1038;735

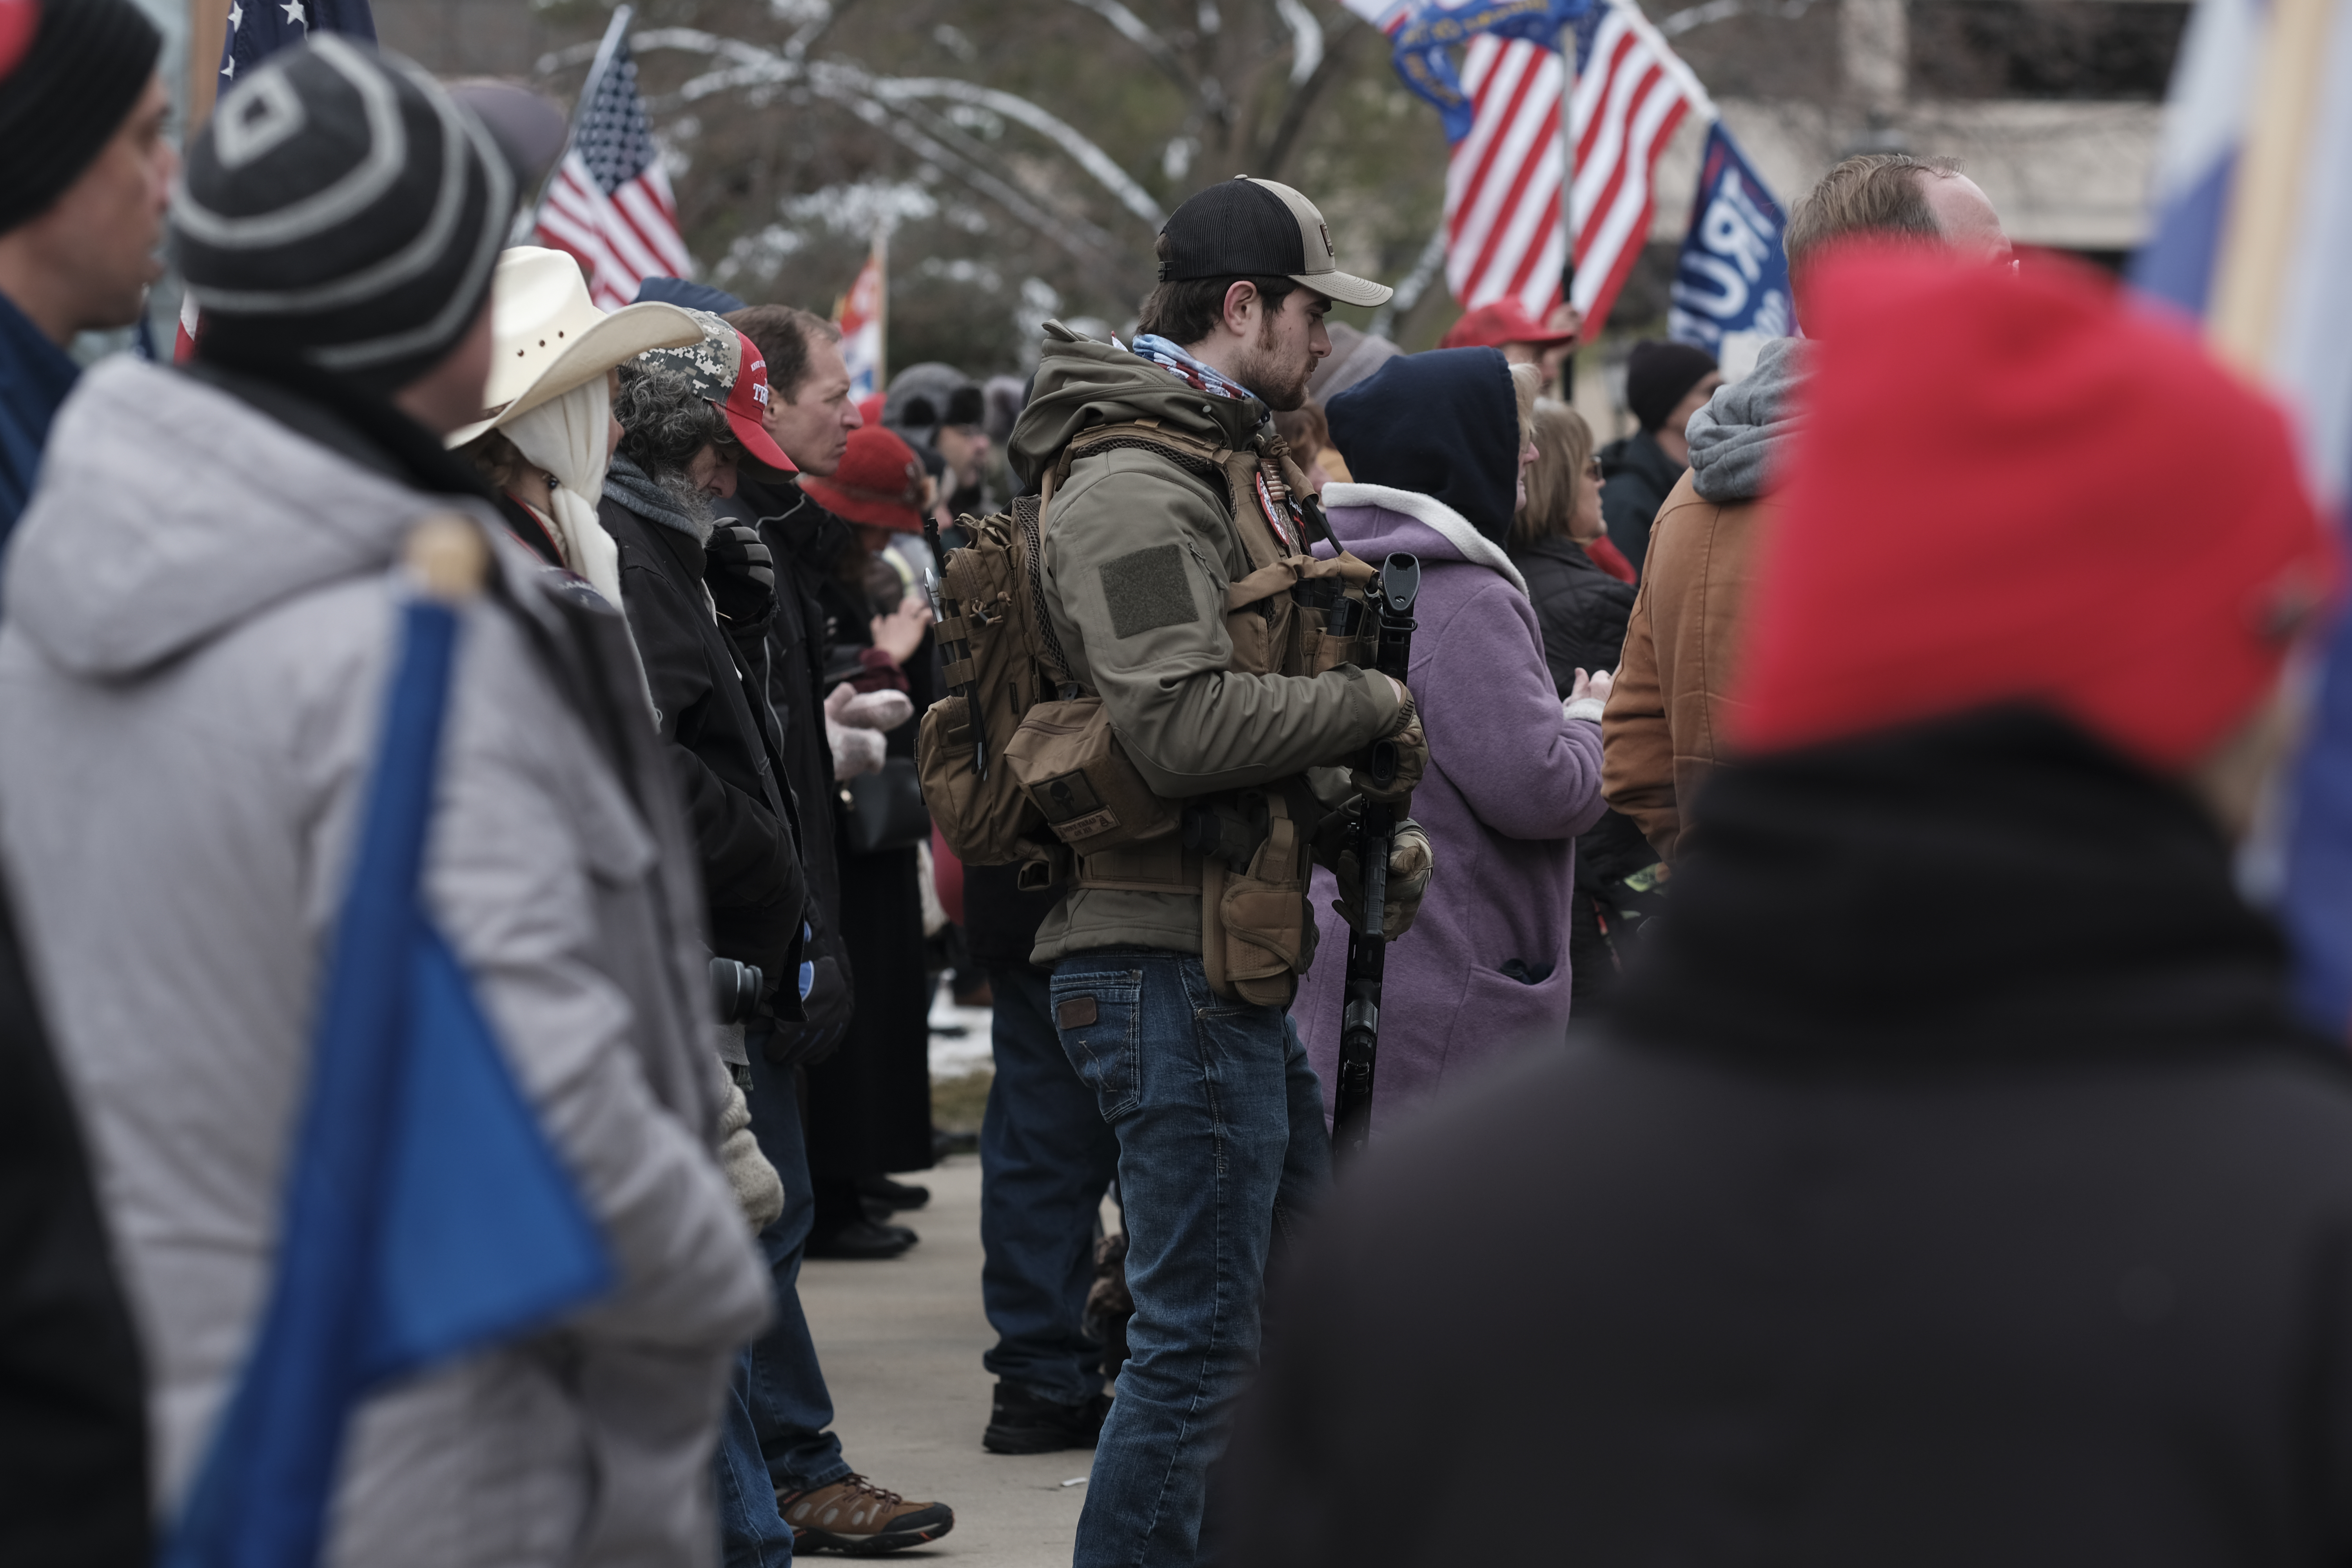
1120;333;1258;405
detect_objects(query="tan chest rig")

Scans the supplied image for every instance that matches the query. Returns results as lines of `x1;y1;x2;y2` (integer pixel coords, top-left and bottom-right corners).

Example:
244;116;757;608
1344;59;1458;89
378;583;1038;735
918;419;1380;1007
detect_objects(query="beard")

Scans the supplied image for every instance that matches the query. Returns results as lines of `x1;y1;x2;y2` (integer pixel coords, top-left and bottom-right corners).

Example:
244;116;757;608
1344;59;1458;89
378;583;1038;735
1230;312;1315;412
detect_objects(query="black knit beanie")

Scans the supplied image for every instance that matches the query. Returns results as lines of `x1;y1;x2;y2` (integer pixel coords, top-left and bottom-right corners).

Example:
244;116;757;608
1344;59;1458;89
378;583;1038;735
0;0;162;234
1624;339;1721;434
174;37;513;394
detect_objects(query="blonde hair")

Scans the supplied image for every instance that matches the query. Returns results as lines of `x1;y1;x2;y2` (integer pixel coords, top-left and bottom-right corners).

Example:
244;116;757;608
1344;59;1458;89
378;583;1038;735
1513;397;1594;550
1783;153;1964;284
1508;361;1542;450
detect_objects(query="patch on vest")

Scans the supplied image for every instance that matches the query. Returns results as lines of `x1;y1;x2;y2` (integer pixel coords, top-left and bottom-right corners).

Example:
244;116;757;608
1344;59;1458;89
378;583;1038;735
1099;544;1198;639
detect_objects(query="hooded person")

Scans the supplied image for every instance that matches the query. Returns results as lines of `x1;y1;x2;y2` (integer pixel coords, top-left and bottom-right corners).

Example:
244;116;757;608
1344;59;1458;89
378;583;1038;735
1597;339;1719;573
449;246;701;603
883;359;990;516
1213;244;2352;1568
0;37;770;1566
1300;347;1609;1133
0;0;171;547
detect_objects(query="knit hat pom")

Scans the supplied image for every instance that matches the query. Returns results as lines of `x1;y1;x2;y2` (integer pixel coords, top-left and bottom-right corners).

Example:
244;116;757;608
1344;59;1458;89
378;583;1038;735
1731;245;2339;770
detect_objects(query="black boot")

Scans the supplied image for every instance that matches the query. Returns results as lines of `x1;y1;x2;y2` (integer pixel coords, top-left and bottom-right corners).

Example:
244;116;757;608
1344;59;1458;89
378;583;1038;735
982;1381;1111;1454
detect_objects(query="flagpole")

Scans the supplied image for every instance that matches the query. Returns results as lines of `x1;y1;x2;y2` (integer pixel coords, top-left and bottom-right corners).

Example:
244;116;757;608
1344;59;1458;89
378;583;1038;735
873;225;889;390
1558;18;1579;310
533;5;635;237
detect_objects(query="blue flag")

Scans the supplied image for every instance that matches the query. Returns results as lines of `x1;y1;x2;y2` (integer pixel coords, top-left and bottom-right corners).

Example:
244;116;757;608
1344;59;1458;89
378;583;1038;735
163;595;612;1568
1667;122;1791;354
218;0;376;87
1382;0;1589;142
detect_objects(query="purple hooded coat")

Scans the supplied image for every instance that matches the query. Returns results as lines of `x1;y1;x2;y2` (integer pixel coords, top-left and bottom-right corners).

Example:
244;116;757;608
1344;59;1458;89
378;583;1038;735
1293;481;1608;1134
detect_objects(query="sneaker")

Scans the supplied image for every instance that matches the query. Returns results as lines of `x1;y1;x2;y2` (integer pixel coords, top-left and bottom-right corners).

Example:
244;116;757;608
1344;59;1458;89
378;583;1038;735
805;1216;915;1260
982;1380;1112;1455
779;1474;955;1555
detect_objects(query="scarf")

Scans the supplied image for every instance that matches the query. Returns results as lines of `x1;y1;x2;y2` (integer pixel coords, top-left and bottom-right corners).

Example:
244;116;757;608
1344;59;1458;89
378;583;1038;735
604;452;713;545
1122;332;1258;405
504;378;624;607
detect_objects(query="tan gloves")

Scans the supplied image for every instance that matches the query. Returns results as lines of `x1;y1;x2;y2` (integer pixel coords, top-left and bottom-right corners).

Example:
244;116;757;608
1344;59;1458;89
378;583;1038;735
825;682;913;779
1331;817;1435;940
1351;687;1427;808
719;1075;784;1232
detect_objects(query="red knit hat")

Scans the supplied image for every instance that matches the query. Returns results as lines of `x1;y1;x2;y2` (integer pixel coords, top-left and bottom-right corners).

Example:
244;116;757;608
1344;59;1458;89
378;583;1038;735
799;425;927;532
1731;246;2339;769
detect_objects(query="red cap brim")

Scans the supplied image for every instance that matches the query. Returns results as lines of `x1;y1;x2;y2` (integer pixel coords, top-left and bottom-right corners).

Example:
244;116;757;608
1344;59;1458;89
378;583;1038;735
723;404;798;477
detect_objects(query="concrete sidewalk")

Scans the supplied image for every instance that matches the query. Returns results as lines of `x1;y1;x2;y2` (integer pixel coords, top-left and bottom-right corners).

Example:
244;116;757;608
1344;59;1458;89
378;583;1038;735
799;1153;1089;1566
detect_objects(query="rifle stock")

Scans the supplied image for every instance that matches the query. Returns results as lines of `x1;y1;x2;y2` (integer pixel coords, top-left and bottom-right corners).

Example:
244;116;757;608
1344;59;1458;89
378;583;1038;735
1331;552;1420;1163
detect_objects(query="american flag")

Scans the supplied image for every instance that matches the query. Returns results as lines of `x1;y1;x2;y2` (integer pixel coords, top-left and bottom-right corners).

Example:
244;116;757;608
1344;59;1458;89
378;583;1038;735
1443;0;1708;329
536;13;692;310
178;0;378;359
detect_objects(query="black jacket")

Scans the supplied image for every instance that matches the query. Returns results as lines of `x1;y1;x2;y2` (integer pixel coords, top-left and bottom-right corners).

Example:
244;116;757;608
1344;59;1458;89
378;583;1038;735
0;876;147;1567
1514;534;1636;690
1599;426;1685;575
725;476;858;1063
601;492;808;998
1217;710;2352;1566
1514;534;1654;996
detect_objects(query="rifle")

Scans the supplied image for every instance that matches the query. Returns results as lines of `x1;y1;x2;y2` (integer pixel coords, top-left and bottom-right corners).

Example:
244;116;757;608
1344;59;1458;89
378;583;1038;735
1330;552;1421;1162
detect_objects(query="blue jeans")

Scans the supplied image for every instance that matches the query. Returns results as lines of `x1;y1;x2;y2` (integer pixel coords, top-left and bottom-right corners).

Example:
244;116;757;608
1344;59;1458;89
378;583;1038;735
714;1042;857;1564
1050;949;1330;1568
980;963;1122;1405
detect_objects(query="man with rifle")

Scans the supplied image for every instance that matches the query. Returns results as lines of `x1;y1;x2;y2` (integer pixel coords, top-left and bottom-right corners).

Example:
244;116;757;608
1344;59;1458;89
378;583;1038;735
1000;176;1434;1568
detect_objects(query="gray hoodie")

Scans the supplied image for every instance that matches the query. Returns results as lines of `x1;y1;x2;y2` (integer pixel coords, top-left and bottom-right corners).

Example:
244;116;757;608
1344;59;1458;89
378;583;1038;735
0;358;768;1568
1685;336;1811;505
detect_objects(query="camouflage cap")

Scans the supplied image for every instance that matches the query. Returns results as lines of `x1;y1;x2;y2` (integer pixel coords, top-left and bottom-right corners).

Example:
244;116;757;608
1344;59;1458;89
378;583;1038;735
635;309;797;475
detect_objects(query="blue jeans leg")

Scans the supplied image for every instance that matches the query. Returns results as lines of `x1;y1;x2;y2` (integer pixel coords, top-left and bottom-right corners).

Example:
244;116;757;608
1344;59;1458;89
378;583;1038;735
1273;1012;1330;1247
743;1040;855;1496
716;1343;795;1567
981;962;1123;1405
1051;949;1297;1568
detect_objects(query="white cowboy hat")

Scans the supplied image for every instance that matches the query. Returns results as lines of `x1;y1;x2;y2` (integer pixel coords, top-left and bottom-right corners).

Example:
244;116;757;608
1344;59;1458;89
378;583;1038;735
446;246;704;448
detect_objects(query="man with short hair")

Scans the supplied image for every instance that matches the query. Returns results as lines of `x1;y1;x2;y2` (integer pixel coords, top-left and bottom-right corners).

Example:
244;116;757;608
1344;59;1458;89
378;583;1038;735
0;0;172;542
0;40;769;1563
707;299;963;1557
1601;152;2011;857
1009;174;1425;1568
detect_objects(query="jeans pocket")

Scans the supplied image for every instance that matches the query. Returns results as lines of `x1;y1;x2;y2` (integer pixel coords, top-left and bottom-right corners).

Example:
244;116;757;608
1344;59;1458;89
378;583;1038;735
1049;968;1142;1123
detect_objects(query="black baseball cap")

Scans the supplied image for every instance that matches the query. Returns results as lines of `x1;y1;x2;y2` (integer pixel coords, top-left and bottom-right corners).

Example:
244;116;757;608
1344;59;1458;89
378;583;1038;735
1158;176;1392;309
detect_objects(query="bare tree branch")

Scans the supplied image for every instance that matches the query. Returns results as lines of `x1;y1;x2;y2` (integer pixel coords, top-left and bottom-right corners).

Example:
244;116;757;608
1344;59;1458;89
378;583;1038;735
1063;0;1198;92
1258;16;1360;178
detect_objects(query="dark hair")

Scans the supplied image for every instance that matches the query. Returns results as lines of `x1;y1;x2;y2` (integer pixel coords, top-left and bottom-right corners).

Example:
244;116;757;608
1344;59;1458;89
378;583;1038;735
1136;233;1301;344
459;428;534;492
1783;153;1964;283
615;363;731;476
726;303;839;404
1271;401;1330;459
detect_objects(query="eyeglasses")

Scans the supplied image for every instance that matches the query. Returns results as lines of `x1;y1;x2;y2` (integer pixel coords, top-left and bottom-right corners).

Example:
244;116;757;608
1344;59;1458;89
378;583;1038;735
1585;456;1605;480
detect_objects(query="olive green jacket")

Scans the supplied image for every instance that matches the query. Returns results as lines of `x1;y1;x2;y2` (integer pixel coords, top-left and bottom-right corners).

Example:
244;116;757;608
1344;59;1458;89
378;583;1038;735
1009;324;1401;962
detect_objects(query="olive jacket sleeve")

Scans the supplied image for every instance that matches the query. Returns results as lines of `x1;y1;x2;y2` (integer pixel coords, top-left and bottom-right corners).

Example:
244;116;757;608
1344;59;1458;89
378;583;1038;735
1040;446;1401;799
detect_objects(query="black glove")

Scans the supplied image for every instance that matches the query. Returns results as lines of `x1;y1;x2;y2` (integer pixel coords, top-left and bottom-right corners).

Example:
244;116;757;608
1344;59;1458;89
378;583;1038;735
706;520;779;635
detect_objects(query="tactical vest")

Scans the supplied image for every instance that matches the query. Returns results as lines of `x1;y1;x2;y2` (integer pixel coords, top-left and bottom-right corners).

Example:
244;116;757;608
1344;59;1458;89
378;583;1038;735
918;419;1380;1006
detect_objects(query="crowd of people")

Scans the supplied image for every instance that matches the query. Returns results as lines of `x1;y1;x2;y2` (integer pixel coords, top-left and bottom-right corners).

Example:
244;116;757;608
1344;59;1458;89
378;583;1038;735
6;4;2352;1568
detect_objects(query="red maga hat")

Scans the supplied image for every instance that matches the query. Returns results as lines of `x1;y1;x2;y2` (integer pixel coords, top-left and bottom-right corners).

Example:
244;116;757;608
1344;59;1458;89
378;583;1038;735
1731;245;2339;770
1440;300;1577;352
800;425;927;532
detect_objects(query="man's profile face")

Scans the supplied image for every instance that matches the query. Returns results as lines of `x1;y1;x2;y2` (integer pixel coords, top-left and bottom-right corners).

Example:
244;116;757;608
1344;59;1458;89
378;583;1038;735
764;332;860;477
936;423;989;488
20;72;175;337
1920;172;2012;268
1232;286;1331;413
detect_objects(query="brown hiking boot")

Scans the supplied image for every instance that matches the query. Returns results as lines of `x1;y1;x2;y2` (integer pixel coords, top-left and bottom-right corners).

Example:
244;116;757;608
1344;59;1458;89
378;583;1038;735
778;1474;955;1555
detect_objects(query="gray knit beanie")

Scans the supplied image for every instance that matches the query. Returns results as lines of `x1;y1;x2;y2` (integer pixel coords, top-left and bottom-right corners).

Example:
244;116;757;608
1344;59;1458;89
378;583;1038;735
0;0;163;234
172;36;513;392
